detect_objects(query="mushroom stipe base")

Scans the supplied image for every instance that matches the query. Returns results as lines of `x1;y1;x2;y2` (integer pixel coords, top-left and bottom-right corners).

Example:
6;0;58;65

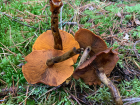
46;47;81;66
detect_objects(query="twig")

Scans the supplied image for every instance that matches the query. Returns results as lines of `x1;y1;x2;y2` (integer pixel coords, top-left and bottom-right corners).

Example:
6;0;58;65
9;36;36;48
24;85;29;105
60;5;64;30
64;22;77;25
122;97;140;105
37;85;61;100
0;85;36;97
10;8;25;15
90;89;100;96
24;35;35;48
16;77;19;95
0;42;17;56
122;97;140;101
0;53;11;55
12;75;15;96
0;100;5;102
9;26;25;56
24;10;43;20
23;1;46;5
1;96;8;104
5;56;17;72
1;44;17;72
63;88;82;105
67;96;75;105
34;32;38;37
132;58;140;70
0;12;45;30
0;87;17;96
59;15;75;26
19;88;35;105
0;79;7;85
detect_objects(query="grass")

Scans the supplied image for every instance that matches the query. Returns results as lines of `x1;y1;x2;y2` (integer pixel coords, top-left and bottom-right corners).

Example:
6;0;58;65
0;0;140;104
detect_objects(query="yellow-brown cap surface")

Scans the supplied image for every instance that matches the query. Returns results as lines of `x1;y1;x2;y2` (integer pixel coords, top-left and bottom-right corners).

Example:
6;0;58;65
22;49;74;86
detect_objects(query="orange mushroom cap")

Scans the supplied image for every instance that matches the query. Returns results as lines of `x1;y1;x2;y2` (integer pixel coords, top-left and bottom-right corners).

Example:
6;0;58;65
73;48;119;85
22;49;74;86
32;30;80;63
75;29;107;56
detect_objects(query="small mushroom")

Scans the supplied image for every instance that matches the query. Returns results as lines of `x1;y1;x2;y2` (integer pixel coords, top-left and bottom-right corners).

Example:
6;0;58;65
73;48;123;105
73;48;119;85
73;29;123;105
22;48;81;86
75;28;107;56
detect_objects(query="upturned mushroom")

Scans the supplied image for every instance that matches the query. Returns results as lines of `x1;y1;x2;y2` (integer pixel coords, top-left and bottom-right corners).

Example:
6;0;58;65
73;29;123;105
22;0;80;86
22;48;81;86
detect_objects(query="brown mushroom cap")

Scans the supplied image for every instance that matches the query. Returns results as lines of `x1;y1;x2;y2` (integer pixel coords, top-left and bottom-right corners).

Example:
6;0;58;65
22;49;74;86
32;30;80;63
75;29;107;56
50;0;63;12
73;48;119;85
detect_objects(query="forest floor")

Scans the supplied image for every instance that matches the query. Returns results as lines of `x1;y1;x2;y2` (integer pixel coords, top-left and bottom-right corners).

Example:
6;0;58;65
0;0;140;104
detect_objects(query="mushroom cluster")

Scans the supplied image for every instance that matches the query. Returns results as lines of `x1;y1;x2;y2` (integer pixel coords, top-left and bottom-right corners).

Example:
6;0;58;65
22;0;123;105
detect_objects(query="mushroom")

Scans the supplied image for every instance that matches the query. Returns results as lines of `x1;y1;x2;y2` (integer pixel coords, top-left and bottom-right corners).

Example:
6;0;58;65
73;29;123;105
73;48;123;105
75;28;107;56
73;48;119;85
22;0;80;86
22;47;81;86
32;0;80;63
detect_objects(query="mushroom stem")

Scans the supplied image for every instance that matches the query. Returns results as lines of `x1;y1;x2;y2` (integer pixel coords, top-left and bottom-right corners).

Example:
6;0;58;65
50;0;63;50
46;47;81;66
65;46;91;85
95;68;123;105
77;46;91;67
